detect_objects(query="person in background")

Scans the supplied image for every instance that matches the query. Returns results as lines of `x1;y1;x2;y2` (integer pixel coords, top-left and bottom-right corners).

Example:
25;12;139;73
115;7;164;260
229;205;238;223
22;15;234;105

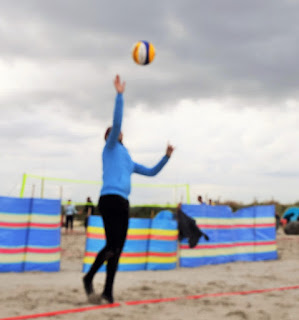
275;212;281;231
197;195;205;205
64;199;77;233
208;199;214;206
83;75;174;304
83;197;95;231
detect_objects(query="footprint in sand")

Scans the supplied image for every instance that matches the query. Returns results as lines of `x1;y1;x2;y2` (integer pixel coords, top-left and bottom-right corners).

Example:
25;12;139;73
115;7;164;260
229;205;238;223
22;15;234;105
257;310;271;320
88;293;104;305
225;310;248;319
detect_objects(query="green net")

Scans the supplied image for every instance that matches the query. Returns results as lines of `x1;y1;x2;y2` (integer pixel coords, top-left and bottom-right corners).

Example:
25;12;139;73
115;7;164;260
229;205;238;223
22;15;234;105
20;173;190;206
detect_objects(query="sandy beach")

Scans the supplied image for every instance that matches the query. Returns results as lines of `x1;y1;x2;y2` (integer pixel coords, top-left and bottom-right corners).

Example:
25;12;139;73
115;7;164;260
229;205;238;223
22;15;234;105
1;225;299;320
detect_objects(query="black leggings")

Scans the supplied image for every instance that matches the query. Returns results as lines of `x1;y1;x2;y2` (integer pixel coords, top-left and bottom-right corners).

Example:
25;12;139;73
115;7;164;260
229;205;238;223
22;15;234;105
85;195;129;298
65;215;74;230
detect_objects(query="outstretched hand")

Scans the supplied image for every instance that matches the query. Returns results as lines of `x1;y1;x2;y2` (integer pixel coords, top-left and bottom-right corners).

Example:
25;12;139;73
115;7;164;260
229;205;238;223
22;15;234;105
114;75;126;93
166;143;174;158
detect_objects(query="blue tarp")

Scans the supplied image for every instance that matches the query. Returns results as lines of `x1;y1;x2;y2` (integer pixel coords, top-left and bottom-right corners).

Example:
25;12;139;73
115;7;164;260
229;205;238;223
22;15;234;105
283;207;299;222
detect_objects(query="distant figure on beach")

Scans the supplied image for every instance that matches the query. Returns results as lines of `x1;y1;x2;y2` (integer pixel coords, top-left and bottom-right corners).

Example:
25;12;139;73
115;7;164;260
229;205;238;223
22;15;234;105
64;199;77;233
83;75;174;305
208;199;215;206
197;195;205;205
275;213;280;230
83;197;95;231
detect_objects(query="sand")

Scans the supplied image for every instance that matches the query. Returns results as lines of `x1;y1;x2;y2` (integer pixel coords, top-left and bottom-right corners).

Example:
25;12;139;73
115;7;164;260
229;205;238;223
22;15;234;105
1;225;299;320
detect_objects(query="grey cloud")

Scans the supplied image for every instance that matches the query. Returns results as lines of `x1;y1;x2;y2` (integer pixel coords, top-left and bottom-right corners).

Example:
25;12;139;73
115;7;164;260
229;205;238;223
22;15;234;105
263;170;299;178
0;0;299;120
0;112;96;144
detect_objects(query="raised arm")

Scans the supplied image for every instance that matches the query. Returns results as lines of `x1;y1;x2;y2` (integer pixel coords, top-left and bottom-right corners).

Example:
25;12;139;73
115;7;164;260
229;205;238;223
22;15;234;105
133;143;174;176
106;75;126;148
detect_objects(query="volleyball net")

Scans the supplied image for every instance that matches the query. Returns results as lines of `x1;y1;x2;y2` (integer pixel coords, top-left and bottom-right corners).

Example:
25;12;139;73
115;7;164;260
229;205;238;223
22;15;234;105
19;173;191;207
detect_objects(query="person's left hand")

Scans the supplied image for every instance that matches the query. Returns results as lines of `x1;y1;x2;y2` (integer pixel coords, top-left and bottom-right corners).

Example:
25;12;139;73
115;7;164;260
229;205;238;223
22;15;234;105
114;74;126;93
166;144;174;157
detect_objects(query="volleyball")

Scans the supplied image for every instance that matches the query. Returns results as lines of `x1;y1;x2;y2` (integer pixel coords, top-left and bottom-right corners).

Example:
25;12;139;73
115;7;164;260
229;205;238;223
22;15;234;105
132;41;155;65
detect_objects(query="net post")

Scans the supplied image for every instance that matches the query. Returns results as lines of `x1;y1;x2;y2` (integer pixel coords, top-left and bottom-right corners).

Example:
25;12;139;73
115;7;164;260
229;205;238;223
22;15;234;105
20;173;27;198
186;184;191;204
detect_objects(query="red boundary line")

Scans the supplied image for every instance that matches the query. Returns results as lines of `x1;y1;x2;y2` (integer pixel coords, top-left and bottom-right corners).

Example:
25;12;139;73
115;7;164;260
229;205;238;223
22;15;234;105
1;285;299;320
0;303;121;320
278;237;299;241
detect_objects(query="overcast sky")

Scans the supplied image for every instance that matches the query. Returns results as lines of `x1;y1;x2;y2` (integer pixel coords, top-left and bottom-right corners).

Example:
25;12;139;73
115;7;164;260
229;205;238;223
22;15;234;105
1;0;299;205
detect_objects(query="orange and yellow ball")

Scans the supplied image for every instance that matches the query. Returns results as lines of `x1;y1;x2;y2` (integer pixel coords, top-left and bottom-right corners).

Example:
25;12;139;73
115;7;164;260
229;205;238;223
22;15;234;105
132;41;155;65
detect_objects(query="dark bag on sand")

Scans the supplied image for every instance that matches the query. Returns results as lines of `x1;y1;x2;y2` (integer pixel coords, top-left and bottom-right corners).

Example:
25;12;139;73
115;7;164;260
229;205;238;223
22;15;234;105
177;209;209;248
284;221;299;235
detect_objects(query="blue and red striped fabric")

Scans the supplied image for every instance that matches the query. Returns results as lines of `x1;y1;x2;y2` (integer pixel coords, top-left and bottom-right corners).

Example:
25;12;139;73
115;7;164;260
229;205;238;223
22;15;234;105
83;216;151;272
179;204;278;268
0;196;61;272
146;211;178;270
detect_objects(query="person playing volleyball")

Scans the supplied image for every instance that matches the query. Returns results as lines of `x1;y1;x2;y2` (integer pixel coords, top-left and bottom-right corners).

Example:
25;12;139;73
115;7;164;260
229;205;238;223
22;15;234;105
83;75;174;304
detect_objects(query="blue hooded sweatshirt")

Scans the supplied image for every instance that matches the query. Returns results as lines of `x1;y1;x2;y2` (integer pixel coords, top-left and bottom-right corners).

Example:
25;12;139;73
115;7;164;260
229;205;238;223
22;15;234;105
100;93;169;200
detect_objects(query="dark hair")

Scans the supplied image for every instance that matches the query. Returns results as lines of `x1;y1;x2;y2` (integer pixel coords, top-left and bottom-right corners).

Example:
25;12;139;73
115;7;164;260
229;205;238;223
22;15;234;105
104;126;112;140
